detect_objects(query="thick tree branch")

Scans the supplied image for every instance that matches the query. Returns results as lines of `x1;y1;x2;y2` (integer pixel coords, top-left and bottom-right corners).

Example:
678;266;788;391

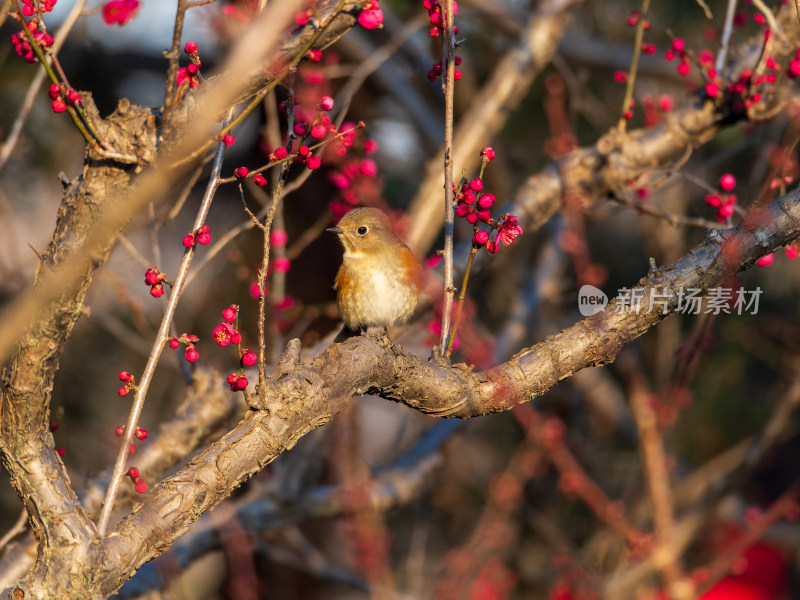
507;4;800;236
0;99;158;598
96;184;800;596
0;1;370;596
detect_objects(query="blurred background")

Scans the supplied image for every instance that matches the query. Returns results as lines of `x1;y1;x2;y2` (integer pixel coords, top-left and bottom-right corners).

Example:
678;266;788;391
2;0;800;598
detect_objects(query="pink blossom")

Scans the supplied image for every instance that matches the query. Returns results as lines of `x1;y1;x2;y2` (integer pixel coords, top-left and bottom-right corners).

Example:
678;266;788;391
720;173;736;191
359;158;378;177
757;253;774;267
213;323;237;347
357;0;383;29
102;0;140;26
498;216;523;246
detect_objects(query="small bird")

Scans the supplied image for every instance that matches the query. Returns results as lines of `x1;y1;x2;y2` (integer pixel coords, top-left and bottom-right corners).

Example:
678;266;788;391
327;207;421;343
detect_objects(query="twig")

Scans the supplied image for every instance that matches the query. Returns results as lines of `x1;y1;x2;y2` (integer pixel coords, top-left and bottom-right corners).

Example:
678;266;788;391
165;160;210;224
170;0;349;172
0;509;27;551
438;0;457;358
618;0;650;131
96;116;233;535
164;0;192;114
611;193;725;230
715;0;738;73
257;162;291;389
445;247;477;358
752;0;786;44
239;184;267;231
118;235;153;269
623;359;685;597
694;0;713;19
0;0;88;172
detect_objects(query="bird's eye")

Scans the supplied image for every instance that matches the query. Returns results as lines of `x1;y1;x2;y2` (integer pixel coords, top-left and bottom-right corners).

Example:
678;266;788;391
357;226;368;236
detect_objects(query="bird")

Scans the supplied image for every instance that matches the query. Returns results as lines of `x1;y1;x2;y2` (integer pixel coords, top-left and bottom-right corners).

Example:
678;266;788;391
327;207;421;343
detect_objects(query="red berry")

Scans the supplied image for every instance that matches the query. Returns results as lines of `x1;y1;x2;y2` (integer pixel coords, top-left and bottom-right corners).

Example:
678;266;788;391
51;99;67;113
222;134;235;146
226;373;238;385
306;155;321;170
144;267;161;285
169;337;180;349
253;173;267;187
182;234;195;248
184;347;199;362
196;231;211;245
222;306;238;322
472;230;489;246
135;427;148;440
359;159;378;177
118;386;130;397
119;371;132;382
478;194;495;209
320;96;334;111
241;350;257;366
271;230;288;247
470;178;483;192
235;375;248;390
717;202;735;218
66;90;81;105
234;166;249;179
481;147;495;161
757;253;774;266
48;83;60;99
720;173;736;191
271;147;288;161
128;467;139;478
134;478;148;493
115;425;125;437
184;41;198;54
310;124;327;139
658;94;674;111
150;283;165;298
55;448;65;457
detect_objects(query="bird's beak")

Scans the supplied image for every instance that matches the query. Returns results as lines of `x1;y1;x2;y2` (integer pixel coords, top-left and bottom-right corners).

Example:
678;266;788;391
326;227;344;234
